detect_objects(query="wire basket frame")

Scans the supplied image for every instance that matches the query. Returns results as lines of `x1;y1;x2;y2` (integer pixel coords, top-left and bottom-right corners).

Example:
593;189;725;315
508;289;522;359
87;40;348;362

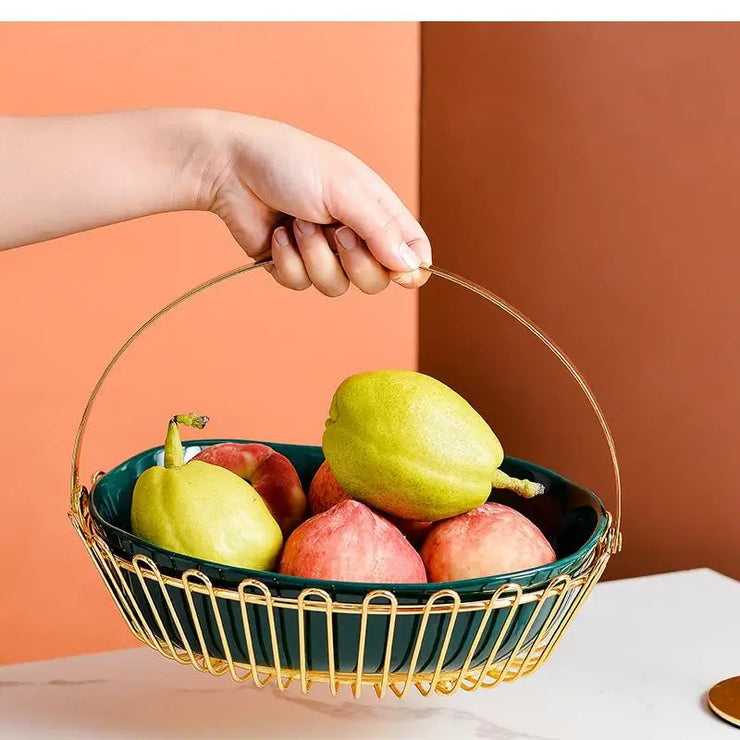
68;262;622;698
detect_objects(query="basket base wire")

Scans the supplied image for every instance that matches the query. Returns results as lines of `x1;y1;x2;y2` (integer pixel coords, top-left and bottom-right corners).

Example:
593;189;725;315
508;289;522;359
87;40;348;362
71;488;612;698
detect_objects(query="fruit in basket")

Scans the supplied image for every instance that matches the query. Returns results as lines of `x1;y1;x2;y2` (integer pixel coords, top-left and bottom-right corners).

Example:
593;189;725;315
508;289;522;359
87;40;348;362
279;500;427;583
322;370;544;521
308;460;432;547
307;460;347;515
192;442;306;535
130;414;282;570
393;518;434;549
421;503;556;581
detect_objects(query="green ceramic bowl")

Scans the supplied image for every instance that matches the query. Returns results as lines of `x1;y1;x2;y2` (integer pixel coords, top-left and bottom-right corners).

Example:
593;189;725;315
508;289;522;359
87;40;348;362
91;440;607;675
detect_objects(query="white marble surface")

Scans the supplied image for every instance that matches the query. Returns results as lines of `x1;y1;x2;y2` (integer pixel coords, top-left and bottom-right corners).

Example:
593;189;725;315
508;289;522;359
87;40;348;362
1;568;739;739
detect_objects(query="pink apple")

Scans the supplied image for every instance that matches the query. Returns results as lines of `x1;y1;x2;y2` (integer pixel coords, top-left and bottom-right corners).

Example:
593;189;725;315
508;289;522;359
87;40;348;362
193;443;306;535
308;459;349;515
421;503;556;582
280;500;427;583
308;460;433;548
391;518;434;549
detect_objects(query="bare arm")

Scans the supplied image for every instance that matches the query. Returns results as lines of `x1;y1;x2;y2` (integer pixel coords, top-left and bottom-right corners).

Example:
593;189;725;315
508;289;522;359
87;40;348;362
0;108;431;295
0;110;204;249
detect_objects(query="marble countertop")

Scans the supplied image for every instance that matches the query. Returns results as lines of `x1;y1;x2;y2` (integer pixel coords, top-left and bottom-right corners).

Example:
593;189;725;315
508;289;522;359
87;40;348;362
1;568;738;739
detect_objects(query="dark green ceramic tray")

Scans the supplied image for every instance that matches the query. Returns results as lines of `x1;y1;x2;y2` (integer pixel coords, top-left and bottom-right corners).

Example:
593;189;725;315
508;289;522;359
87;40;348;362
91;439;607;675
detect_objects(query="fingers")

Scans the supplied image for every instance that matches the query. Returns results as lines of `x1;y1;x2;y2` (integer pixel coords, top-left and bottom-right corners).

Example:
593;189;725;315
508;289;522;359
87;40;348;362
287;220;390;297
267;219;413;296
292;219;349;298
268;226;311;291
386;205;433;288
363;175;433;289
325;177;423;274
333;227;390;295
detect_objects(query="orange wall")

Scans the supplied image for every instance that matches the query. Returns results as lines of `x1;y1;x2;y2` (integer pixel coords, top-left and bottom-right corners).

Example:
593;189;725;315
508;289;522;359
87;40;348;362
0;22;419;664
420;23;740;582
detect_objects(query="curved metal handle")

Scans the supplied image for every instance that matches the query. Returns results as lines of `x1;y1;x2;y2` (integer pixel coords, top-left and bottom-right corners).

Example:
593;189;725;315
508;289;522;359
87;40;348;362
70;260;622;553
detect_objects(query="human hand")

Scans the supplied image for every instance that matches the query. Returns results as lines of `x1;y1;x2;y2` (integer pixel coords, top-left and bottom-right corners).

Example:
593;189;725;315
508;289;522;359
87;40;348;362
196;112;432;297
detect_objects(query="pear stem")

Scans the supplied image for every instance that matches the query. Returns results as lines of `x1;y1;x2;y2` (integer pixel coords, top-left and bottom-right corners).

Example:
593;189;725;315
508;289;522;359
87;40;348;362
491;469;545;499
164;413;210;469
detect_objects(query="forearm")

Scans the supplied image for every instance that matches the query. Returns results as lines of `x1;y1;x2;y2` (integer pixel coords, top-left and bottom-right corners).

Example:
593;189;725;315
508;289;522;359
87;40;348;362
0;109;222;250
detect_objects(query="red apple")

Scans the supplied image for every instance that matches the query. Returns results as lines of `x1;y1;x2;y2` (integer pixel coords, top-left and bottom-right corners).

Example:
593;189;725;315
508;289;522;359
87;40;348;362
308;459;349;514
193;443;306;535
309;460;433;548
394;518;434;548
421;503;556;582
280;500;427;583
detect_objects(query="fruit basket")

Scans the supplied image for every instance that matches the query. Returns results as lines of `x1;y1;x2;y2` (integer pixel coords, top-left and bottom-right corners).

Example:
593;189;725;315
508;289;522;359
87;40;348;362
69;261;622;698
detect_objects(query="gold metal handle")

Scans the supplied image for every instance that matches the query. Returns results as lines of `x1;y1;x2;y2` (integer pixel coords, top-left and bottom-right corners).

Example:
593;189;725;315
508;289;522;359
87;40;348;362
70;260;622;553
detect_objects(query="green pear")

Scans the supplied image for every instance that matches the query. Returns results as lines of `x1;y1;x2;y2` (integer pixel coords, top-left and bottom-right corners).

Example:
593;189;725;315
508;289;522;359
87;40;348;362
322;371;543;522
131;414;282;570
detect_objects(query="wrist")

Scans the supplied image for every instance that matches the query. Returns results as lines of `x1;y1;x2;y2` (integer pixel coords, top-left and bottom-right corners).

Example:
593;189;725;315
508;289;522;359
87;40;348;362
169;108;248;212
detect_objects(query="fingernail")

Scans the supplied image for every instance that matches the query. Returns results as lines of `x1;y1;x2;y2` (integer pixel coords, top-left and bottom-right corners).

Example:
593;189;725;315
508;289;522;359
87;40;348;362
394;271;416;287
400;243;421;270
274;227;290;248
295;219;316;235
336;226;359;250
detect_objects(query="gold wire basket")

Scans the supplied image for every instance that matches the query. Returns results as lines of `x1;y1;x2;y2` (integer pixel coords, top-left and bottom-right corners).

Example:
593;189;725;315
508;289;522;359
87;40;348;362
68;262;622;698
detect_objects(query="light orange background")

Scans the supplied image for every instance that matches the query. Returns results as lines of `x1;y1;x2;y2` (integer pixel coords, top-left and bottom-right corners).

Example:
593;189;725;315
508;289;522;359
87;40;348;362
0;23;420;665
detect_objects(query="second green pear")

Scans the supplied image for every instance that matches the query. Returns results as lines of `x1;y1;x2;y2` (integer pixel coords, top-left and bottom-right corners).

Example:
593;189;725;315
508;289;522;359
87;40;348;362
131;414;282;570
322;370;543;522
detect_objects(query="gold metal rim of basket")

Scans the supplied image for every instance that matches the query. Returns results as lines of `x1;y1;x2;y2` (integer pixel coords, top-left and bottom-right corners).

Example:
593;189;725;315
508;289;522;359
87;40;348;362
67;261;622;697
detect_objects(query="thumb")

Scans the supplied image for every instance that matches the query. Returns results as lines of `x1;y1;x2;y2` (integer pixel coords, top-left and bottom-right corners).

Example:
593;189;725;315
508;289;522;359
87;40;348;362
326;180;422;273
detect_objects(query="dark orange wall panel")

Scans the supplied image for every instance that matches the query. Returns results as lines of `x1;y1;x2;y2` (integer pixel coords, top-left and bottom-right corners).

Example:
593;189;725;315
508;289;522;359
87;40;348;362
420;22;740;580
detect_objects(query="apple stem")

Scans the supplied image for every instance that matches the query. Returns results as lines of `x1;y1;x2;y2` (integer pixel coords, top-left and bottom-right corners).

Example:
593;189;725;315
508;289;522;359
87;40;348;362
491;469;545;499
164;413;210;469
